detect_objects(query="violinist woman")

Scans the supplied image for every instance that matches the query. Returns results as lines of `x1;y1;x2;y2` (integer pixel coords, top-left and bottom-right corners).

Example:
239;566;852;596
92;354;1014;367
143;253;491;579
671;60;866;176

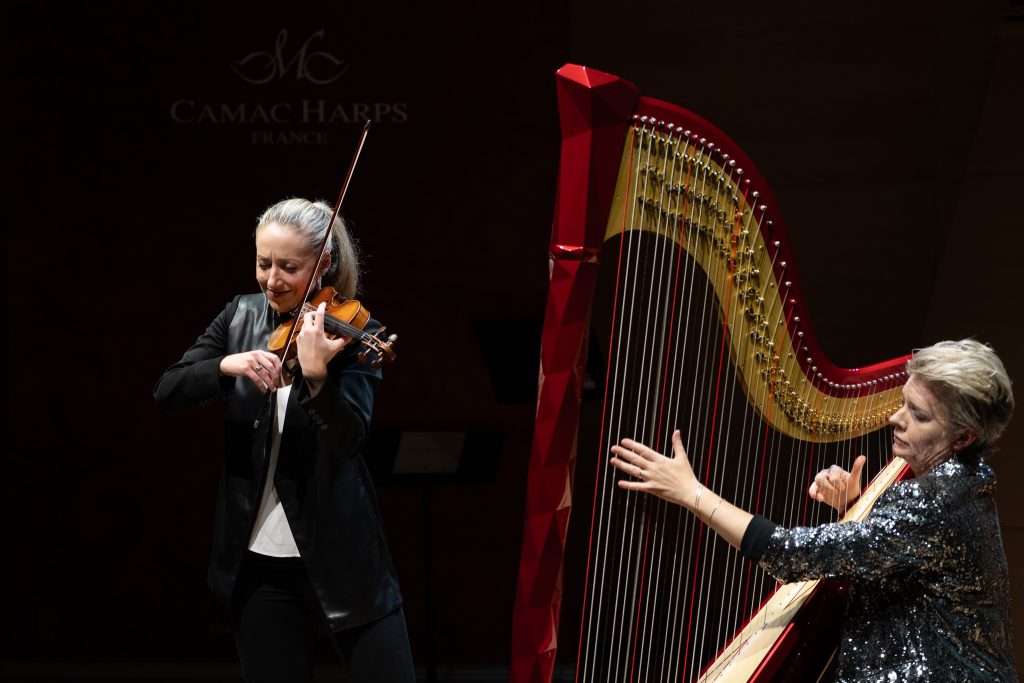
154;198;414;682
610;339;1017;682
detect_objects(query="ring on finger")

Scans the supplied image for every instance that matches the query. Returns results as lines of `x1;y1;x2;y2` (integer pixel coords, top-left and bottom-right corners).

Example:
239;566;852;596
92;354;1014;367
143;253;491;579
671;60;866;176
255;364;262;372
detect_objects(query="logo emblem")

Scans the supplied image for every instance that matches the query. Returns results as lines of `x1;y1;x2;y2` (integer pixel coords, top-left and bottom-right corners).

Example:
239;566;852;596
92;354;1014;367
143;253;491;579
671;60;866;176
232;30;349;85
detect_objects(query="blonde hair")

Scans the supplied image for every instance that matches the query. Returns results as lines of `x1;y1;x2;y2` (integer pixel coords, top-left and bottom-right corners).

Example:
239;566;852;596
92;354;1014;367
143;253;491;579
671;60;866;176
906;339;1014;448
255;197;361;299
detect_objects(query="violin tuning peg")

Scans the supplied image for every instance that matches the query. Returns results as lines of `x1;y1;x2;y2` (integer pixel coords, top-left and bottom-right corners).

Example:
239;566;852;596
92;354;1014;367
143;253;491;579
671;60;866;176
357;351;368;364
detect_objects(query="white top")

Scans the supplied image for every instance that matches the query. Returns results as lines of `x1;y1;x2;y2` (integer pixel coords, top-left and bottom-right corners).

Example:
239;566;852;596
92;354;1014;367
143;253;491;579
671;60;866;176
248;385;300;557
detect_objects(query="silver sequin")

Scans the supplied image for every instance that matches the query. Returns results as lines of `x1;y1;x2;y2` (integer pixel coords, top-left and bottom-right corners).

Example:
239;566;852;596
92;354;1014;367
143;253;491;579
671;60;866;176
759;455;1017;682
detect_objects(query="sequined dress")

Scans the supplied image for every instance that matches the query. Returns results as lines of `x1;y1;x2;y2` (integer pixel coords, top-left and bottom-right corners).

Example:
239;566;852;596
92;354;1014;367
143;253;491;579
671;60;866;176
752;455;1017;682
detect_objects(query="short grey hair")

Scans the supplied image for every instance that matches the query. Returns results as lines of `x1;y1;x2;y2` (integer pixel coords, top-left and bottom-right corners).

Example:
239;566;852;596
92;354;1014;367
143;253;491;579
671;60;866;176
255;197;360;299
906;339;1014;448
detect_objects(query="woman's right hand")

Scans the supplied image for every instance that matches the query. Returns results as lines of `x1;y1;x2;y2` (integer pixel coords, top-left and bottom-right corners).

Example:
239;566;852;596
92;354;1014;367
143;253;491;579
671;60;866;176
219;350;283;394
610;430;698;508
808;455;866;513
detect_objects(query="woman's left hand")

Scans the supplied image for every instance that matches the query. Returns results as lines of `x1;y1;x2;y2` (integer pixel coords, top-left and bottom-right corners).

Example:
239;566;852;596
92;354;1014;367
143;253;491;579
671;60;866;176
610;430;698;508
295;301;350;388
808;455;865;513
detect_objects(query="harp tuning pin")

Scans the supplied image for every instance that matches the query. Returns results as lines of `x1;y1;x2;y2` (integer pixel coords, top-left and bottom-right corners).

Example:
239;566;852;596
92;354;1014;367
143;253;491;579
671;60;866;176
795;317;801;323
667;123;675;130
752;190;759;198
759;204;767;212
812;366;818;372
774;241;781;247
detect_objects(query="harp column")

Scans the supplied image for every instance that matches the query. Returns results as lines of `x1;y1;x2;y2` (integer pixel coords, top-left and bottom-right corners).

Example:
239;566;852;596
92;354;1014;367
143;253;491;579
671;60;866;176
509;65;638;683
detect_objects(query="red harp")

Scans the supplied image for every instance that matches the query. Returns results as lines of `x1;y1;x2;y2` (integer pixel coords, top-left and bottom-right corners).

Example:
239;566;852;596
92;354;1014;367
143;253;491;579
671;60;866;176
510;64;912;683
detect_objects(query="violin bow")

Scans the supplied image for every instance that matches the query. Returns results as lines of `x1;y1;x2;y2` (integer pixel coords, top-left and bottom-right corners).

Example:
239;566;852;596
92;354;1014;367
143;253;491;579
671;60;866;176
254;120;371;429
277;119;372;364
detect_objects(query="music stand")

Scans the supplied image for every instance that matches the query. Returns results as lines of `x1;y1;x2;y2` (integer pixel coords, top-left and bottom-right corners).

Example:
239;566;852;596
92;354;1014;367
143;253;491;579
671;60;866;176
364;428;503;682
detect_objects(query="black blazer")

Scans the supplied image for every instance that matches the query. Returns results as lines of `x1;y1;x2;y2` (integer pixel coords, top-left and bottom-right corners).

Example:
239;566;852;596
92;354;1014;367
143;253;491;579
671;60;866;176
154;293;402;630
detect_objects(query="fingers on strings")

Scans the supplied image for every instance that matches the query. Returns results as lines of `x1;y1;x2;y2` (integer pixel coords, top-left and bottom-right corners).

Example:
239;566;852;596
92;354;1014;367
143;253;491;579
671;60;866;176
610;444;652;489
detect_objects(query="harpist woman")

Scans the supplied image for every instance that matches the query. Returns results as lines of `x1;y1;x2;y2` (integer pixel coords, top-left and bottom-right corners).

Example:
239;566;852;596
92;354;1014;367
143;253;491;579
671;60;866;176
610;339;1017;682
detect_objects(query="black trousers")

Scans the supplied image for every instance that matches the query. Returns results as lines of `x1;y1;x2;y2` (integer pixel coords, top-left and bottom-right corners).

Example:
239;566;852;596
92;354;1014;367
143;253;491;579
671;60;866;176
231;551;416;682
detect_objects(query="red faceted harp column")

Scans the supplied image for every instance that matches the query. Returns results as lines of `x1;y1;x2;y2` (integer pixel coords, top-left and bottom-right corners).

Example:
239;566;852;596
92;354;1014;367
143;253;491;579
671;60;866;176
509;65;639;683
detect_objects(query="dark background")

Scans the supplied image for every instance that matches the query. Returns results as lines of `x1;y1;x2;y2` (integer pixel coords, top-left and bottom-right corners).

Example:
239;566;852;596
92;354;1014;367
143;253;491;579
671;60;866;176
4;1;1023;680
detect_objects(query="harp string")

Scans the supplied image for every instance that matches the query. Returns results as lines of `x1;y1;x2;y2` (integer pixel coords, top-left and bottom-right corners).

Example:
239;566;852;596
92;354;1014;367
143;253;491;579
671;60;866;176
654;129;710;682
622;119;674;676
578;120;650;681
616;121;686;680
632;124;683;680
733;237;782;629
677;142;740;680
585;122;704;679
643;130;702;682
634;122;703;680
672;132;726;682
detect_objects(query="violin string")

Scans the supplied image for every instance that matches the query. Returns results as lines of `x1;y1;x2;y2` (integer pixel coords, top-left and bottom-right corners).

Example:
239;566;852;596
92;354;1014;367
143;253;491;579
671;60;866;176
298;301;379;344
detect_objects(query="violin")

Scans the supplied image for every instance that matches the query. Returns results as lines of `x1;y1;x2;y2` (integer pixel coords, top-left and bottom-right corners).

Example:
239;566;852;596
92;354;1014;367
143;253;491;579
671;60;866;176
268;286;397;369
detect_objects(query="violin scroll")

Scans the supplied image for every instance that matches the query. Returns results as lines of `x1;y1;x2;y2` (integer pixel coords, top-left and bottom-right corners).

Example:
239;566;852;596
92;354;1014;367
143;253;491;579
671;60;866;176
358;329;398;369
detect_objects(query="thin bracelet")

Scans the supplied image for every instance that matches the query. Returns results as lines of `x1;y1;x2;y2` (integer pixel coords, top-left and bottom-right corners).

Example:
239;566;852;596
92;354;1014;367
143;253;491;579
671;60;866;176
694;484;704;516
707;498;725;526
